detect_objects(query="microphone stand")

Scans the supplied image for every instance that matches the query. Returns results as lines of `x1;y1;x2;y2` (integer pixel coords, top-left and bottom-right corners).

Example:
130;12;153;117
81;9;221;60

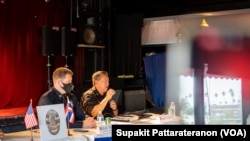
47;55;52;90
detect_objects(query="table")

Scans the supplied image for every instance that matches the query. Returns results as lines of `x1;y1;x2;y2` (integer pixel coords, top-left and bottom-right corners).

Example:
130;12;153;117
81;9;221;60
3;128;101;141
110;113;182;125
2;113;182;141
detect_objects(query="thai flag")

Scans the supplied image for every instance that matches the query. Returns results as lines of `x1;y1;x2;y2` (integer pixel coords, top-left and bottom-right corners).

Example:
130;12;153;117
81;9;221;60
65;97;75;124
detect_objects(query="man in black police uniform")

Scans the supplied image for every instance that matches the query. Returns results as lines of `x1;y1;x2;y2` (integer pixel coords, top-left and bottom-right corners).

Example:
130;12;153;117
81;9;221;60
38;67;96;128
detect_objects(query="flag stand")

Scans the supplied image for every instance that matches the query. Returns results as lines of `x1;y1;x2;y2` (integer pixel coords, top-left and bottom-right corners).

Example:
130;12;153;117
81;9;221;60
30;127;34;141
68;130;72;136
25;99;38;141
67;121;72;136
66;96;74;136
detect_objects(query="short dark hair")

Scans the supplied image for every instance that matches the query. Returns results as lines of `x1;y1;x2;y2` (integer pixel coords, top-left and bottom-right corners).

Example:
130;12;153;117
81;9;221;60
52;67;73;81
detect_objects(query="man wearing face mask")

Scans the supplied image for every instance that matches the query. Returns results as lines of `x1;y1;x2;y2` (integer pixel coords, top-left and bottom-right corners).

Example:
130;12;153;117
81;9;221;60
38;67;96;128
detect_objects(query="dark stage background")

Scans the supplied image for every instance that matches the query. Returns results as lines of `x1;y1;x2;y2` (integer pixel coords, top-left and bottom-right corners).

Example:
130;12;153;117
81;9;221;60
0;0;74;108
1;0;250;124
0;0;143;109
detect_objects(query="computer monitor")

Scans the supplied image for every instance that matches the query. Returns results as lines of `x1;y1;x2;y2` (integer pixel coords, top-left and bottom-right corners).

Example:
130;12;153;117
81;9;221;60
112;89;124;114
123;89;146;112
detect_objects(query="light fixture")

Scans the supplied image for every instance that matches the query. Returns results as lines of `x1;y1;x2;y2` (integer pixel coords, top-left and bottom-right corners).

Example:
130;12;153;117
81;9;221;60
200;18;209;27
141;19;180;45
176;28;183;43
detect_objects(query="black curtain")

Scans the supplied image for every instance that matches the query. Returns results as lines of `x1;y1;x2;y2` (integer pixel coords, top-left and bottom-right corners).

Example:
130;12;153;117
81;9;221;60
110;13;143;77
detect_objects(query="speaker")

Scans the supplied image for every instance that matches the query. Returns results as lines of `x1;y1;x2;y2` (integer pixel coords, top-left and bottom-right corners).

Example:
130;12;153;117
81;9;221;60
41;25;61;56
61;27;77;56
77;12;105;46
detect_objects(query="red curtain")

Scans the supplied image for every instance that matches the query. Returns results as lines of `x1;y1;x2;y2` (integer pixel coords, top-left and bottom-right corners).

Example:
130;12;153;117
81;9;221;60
0;0;70;108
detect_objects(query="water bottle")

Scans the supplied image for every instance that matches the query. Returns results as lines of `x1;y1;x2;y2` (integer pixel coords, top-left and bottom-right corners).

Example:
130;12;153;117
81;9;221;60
97;111;104;127
169;102;176;117
96;111;104;134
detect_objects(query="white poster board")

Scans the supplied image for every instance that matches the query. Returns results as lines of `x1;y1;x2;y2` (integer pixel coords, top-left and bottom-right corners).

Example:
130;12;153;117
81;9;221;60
36;104;68;141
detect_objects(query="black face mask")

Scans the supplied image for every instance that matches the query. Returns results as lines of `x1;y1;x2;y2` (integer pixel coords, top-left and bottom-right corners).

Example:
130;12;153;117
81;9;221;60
61;82;74;94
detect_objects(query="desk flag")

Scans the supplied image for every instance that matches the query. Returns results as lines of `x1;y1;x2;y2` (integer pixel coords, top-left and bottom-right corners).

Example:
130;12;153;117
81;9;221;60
24;100;38;129
65;97;75;123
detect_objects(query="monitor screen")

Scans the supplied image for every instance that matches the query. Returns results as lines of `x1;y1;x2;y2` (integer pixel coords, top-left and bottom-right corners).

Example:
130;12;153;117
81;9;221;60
123;89;146;112
112;89;124;114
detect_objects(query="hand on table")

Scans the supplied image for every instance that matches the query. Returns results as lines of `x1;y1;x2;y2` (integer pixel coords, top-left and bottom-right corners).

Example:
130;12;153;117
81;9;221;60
83;117;96;128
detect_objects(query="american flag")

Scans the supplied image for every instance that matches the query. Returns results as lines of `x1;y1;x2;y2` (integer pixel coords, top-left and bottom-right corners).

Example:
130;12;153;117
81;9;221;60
65;97;75;123
24;102;38;129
